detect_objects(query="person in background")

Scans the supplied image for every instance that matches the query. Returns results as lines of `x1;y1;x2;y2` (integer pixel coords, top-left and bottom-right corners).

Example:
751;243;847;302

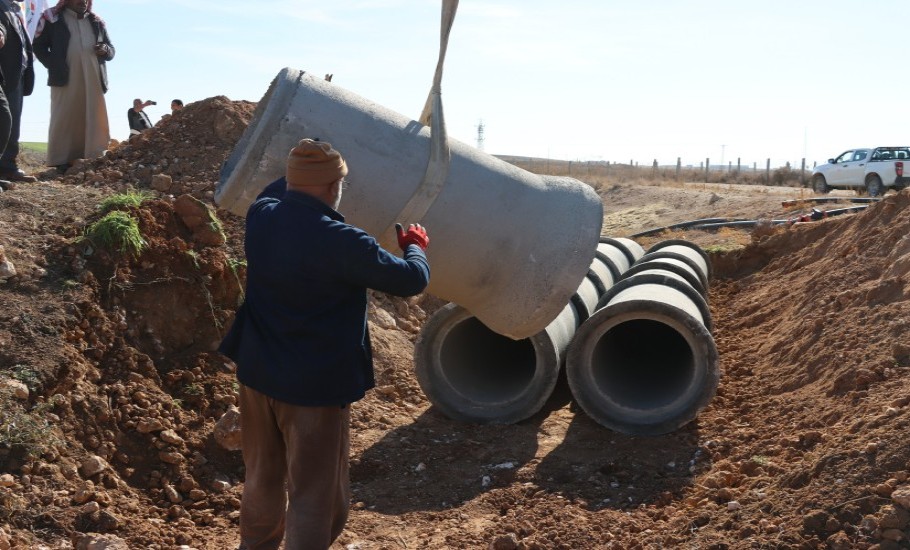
219;139;430;550
170;98;182;114
0;0;36;184
126;97;153;135
32;0;114;173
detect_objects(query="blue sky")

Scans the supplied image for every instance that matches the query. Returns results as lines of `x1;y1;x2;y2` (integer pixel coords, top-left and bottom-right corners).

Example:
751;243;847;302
18;0;908;168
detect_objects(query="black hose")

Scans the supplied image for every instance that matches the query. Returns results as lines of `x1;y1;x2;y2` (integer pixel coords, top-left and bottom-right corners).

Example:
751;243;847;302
781;197;881;207
630;205;870;236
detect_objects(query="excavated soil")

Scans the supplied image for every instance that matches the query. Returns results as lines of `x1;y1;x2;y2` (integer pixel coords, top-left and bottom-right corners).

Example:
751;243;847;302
1;97;910;550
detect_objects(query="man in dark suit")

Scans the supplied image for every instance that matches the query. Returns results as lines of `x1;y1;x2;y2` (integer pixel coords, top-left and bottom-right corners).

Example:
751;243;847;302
0;0;36;185
127;98;154;135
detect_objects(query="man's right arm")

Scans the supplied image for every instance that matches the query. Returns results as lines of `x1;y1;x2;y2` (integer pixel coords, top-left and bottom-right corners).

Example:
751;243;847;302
336;228;430;298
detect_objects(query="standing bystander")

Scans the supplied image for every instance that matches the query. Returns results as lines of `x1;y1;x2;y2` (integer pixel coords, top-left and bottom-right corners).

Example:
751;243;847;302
32;0;114;173
219;139;431;550
126;98;153;134
0;0;36;185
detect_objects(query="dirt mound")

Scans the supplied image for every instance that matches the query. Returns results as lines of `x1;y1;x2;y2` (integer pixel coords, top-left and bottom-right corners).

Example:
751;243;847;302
1;94;910;549
52;96;255;199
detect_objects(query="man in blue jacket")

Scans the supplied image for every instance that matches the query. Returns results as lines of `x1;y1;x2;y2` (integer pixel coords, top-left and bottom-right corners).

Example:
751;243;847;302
219;138;430;550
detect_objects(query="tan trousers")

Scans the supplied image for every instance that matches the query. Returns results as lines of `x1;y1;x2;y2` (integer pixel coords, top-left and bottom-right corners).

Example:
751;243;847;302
238;385;351;550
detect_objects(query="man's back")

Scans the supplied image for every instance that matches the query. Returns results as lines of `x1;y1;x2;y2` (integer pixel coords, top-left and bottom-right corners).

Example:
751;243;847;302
127;108;150;132
221;176;430;407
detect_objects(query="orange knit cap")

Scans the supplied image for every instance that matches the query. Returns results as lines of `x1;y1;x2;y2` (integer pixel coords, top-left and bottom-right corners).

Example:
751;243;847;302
286;139;348;188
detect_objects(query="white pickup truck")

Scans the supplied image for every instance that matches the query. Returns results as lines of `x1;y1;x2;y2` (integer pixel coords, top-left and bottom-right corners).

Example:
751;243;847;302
811;146;910;196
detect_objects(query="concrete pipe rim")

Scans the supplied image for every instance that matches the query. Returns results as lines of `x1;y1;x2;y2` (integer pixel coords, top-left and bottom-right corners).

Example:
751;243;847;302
594;250;624;283
637;250;710;291
594;272;713;332
646;239;713;280
621;258;707;298
216;68;299;210
600;237;644;266
566;300;720;435
414;303;562;424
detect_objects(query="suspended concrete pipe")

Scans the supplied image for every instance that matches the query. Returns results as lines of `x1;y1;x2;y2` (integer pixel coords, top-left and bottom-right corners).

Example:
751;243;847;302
414;240;638;424
214;68;603;339
566;248;719;436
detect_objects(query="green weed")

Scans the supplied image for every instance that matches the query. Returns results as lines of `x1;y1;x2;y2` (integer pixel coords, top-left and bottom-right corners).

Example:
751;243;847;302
84;211;147;257
98;189;153;213
0;390;62;458
185;250;201;269
10;365;40;392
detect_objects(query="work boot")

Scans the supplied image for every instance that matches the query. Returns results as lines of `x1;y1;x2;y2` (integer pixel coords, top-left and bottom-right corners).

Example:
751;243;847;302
0;179;15;191
0;169;37;183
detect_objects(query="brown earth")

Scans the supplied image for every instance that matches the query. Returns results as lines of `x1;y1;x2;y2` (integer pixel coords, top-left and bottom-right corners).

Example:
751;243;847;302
1;97;909;550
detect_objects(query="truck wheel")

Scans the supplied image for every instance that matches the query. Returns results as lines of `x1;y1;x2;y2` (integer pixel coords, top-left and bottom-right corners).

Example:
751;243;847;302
812;175;829;194
866;176;884;197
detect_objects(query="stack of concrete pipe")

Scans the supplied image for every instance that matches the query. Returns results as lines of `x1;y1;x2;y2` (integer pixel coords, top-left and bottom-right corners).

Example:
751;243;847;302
565;239;719;435
414;238;645;424
414;238;719;436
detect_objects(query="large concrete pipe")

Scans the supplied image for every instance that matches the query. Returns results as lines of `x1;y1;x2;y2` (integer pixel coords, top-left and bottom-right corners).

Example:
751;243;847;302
414;241;633;424
215;68;603;339
620;256;707;298
646;239;712;283
566;259;719;436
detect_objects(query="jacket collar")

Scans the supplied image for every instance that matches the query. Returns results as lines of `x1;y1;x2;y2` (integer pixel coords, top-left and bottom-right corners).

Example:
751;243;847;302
283;186;345;223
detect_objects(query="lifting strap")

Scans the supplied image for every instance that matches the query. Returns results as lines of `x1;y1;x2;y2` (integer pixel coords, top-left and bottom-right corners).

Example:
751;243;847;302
382;0;458;247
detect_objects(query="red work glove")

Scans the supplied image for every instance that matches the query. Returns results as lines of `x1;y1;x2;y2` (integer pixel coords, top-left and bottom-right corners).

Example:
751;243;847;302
395;223;429;251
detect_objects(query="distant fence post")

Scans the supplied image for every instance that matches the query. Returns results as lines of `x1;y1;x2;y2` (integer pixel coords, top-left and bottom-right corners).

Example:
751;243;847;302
676;157;681;180
800;158;806;185
736;157;741;174
753;162;757;172
652;159;658;178
705;158;710;183
765;158;771;183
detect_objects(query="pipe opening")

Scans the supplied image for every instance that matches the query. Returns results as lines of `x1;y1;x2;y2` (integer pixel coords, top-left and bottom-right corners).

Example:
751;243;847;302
440;317;537;402
591;319;694;409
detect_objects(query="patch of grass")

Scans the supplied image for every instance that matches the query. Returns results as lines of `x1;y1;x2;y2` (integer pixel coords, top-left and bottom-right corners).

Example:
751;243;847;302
62;279;81;290
98;189;153;213
207;209;226;241
228;257;246;303
10;364;40;392
20;142;47;154
185;249;201;269
183;383;204;397
703;242;745;254
83;211;147;257
750;455;769;466
0;390;62;458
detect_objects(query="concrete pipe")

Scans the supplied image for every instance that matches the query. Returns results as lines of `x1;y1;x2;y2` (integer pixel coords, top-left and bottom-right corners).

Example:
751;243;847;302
620;256;707;298
215;68;603;339
601;237;646;266
646;239;712;283
414;251;624;424
566;272;719;436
